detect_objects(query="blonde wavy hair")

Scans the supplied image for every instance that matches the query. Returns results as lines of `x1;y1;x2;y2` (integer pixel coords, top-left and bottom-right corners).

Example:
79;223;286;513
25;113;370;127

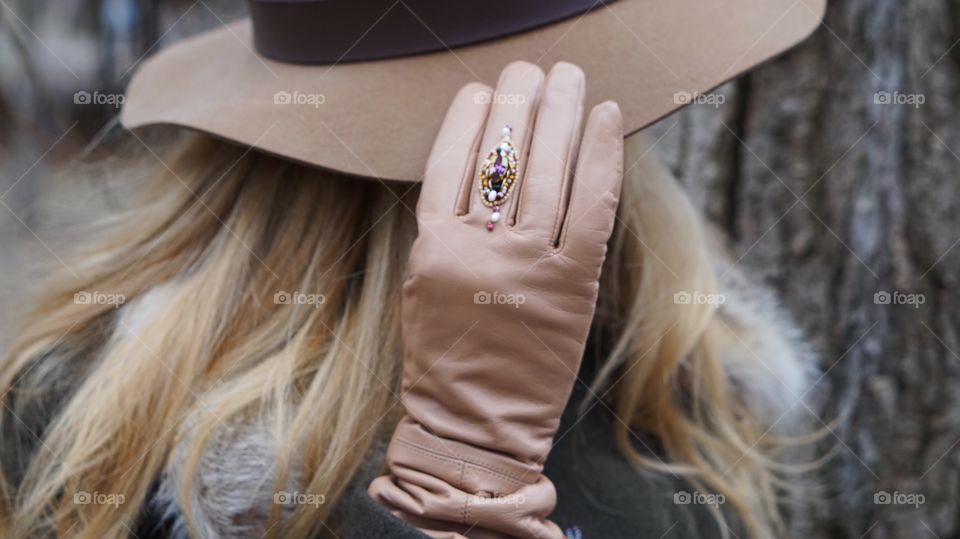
0;132;797;538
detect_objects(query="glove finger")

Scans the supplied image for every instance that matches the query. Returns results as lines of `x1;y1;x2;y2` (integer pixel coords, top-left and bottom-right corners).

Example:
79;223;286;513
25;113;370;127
418;82;493;219
513;62;586;246
560;101;624;260
466;61;544;229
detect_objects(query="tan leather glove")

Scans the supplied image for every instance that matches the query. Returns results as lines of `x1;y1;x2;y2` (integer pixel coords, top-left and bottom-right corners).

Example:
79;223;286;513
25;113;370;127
369;61;623;539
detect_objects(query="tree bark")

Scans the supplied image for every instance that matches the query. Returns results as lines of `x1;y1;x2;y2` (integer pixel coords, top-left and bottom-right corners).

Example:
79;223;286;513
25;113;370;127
650;1;960;537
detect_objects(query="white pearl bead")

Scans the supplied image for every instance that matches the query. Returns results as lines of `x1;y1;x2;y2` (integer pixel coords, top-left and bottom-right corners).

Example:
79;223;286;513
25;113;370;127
490;212;501;223
502;126;511;137
487;190;497;202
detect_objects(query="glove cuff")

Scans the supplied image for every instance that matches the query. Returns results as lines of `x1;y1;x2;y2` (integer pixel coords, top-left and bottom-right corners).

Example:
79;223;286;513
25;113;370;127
368;416;564;538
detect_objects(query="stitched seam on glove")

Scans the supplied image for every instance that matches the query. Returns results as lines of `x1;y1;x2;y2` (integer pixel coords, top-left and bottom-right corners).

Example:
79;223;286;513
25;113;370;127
395;437;534;486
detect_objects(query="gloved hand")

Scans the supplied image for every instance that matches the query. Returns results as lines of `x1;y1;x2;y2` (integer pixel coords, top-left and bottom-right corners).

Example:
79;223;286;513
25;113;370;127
369;60;623;539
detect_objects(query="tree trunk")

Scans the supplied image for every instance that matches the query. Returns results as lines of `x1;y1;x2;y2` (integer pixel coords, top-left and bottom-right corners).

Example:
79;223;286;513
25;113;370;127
649;1;960;537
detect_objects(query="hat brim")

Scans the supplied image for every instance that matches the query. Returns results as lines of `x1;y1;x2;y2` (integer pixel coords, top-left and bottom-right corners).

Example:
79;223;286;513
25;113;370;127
121;0;825;182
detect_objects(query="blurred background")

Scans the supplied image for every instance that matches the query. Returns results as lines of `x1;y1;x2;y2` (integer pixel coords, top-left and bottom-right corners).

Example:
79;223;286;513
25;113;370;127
0;0;242;346
2;1;959;537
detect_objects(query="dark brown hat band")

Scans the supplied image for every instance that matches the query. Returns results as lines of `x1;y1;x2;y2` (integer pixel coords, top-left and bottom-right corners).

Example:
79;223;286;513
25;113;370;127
249;0;615;64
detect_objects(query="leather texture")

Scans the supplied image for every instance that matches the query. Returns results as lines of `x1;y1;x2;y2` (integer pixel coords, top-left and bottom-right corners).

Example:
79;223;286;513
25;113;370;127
368;61;624;538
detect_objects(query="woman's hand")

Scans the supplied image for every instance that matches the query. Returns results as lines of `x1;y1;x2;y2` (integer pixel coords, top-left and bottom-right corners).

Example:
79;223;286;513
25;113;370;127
369;60;623;539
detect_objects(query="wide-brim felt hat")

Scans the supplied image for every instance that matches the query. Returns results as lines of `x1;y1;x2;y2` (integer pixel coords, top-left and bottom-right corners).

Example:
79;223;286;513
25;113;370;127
121;0;826;182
